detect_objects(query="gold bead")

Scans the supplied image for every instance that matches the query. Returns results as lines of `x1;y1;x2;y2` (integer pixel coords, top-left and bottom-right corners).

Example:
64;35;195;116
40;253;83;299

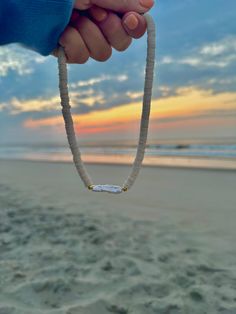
88;185;94;190
122;186;128;192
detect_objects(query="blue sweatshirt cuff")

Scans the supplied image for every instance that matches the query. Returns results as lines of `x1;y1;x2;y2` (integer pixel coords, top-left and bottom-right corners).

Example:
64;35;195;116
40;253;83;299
0;0;74;56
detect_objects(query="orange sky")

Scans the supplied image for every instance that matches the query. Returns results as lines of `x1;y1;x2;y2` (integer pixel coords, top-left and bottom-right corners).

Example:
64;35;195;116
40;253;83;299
23;87;236;141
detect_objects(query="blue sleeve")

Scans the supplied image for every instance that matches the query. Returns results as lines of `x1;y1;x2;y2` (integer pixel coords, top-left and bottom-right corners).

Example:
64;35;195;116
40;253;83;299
0;0;74;56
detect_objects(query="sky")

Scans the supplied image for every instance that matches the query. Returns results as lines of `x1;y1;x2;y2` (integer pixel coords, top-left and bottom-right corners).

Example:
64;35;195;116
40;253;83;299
0;0;236;145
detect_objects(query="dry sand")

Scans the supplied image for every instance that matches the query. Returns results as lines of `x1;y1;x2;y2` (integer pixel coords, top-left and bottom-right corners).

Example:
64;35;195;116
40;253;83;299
0;160;236;314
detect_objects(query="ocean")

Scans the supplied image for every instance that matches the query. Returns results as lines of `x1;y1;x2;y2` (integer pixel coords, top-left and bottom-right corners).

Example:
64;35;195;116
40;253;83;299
0;139;236;170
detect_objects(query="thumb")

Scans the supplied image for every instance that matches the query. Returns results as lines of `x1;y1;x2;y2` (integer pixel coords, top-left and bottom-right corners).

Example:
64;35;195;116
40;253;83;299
75;0;154;13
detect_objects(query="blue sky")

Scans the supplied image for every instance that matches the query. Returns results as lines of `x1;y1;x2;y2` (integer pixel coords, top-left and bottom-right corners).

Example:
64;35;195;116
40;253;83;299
0;0;236;145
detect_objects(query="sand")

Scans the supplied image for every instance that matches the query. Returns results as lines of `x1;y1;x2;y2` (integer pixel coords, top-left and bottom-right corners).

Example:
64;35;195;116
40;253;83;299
0;159;236;314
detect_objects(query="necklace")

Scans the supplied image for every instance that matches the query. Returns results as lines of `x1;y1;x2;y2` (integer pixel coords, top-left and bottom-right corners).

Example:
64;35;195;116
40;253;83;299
57;13;156;194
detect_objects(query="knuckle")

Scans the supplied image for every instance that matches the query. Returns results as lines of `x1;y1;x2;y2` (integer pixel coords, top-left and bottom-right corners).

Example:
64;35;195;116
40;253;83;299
103;13;122;34
110;18;122;34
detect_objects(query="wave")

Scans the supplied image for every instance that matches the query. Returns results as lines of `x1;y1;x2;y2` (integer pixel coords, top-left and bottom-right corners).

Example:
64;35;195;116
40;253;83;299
0;142;236;169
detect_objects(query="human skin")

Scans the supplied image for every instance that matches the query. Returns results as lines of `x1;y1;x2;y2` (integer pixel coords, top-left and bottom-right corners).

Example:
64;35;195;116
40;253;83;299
54;0;154;63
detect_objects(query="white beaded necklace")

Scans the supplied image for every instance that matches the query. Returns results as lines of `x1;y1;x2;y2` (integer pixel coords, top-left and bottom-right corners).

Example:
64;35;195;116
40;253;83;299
57;13;156;194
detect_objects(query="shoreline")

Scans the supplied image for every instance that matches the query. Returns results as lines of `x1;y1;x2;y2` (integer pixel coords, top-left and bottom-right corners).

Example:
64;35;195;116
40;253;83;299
0;156;236;171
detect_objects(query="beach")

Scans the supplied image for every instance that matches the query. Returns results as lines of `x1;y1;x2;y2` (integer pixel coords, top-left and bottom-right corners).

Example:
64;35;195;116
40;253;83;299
0;159;236;314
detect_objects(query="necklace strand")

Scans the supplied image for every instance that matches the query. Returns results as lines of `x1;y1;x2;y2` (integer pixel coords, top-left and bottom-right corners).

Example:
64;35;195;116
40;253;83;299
57;13;156;194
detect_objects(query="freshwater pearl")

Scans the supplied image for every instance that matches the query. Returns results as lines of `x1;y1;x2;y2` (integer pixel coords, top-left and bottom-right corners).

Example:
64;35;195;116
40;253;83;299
92;185;123;194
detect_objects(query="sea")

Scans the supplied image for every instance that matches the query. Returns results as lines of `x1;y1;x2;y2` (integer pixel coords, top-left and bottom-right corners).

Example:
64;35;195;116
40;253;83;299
0;138;236;170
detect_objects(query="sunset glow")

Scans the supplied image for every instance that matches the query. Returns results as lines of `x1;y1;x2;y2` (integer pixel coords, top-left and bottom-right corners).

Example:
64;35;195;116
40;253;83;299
23;88;236;138
1;2;236;144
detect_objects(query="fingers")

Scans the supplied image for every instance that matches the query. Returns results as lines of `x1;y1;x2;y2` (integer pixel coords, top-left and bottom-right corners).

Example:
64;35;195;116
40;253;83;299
91;0;154;13
88;5;108;22
59;26;89;64
89;8;147;45
122;12;147;38
56;0;153;64
74;0;92;10
91;11;132;51
75;0;154;13
72;16;112;61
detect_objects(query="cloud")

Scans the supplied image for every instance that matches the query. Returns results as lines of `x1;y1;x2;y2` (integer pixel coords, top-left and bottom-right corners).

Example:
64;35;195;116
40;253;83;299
0;44;49;77
4;96;60;114
17;86;236;144
200;37;236;56
1;90;130;117
23;87;236;127
0;46;33;76
1;69;145;116
161;36;236;69
70;74;128;89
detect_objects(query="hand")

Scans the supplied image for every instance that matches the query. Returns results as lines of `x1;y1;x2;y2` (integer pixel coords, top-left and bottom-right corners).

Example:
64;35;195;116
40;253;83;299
54;0;154;63
74;0;154;13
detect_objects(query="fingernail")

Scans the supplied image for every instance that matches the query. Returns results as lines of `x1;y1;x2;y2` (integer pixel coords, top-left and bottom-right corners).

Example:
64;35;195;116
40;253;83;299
124;14;139;30
139;0;154;9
